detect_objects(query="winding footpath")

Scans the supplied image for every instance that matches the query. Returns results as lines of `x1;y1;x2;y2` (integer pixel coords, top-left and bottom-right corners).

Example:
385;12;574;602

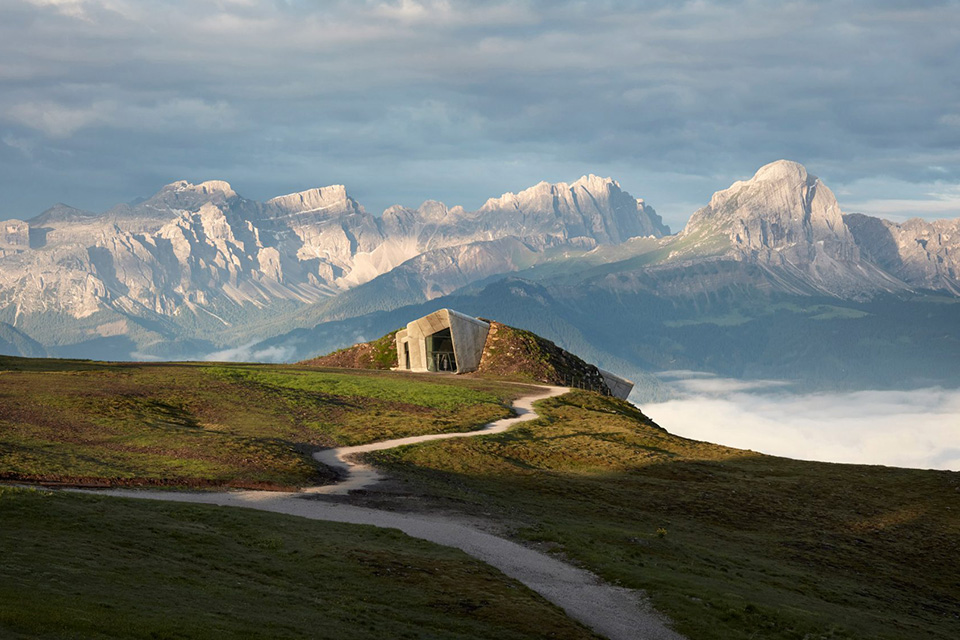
80;385;683;640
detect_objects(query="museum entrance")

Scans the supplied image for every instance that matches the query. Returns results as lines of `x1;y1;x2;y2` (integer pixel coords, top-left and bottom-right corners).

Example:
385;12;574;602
425;328;457;372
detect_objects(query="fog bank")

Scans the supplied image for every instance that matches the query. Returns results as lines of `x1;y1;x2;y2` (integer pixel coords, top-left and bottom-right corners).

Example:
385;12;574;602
641;373;960;472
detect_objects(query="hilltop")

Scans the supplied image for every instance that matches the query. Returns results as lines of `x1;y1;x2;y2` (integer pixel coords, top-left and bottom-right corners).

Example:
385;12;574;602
302;319;615;394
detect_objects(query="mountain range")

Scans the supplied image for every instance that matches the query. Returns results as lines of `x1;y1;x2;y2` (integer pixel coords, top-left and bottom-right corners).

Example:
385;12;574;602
2;160;958;398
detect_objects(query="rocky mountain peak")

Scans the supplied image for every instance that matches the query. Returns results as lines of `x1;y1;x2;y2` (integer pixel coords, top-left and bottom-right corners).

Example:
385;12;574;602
30;203;98;226
571;174;620;191
686;160;851;246
678;160;892;297
845;213;960;294
751;159;811;184
417;200;450;220
265;184;358;217
477;175;668;242
139;179;238;214
154;179;236;199
0;219;30;250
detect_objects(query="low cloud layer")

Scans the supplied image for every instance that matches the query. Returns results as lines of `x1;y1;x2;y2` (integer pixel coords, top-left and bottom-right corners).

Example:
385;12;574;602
203;341;297;364
1;0;959;229
642;373;960;472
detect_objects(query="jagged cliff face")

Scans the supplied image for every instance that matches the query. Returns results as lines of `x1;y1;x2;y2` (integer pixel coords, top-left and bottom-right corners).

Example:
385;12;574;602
472;174;670;244
682;160;857;259
0;219;29;250
674;160;902;297
845;214;960;294
379;175;669;253
0;174;665;350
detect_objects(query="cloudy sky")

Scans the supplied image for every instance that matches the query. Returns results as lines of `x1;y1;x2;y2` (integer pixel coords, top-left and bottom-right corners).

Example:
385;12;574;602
2;0;958;230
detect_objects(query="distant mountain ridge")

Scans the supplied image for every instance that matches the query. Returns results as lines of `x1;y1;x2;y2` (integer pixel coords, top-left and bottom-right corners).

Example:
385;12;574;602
0;160;957;378
236;161;960;398
0;173;668;358
845;213;960;295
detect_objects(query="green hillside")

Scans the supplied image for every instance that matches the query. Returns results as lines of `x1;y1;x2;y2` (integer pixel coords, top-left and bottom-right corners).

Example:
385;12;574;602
368;391;960;640
2;356;957;639
0;487;596;640
0;356;523;489
303;320;615;394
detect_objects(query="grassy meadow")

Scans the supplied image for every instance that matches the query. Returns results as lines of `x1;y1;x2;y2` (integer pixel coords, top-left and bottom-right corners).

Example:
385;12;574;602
0;486;597;640
0;356;523;489
368;391;960;640
3;355;958;639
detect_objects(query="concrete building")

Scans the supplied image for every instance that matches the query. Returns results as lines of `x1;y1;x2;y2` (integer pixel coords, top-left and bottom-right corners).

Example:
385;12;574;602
395;308;635;400
395;309;490;374
597;368;635;400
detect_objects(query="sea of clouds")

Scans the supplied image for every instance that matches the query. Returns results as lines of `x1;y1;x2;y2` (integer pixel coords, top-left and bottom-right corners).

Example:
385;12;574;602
641;372;960;472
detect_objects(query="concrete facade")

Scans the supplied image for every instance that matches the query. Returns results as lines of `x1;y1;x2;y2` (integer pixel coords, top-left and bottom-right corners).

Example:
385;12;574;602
395;309;490;374
394;309;635;400
597;368;635;400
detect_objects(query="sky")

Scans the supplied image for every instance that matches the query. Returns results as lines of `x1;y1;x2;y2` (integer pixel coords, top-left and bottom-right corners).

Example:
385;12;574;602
643;372;960;471
1;0;959;231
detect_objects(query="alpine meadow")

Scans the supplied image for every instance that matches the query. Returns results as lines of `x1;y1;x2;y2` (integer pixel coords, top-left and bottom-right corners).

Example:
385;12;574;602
1;2;958;640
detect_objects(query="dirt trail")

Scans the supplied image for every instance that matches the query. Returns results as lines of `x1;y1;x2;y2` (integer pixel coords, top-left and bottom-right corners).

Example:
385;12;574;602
308;384;566;495
78;385;684;640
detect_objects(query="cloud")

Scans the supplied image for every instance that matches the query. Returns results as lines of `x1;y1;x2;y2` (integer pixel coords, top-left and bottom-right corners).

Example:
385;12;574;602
941;114;960;127
23;0;135;21
201;341;297;363
3;98;240;138
5;100;107;138
25;0;88;19
840;197;960;219
657;370;718;379
128;351;163;361
375;0;448;23
836;177;960;220
659;373;791;395
251;345;297;362
2;134;37;159
202;342;256;362
641;373;960;471
1;1;960;221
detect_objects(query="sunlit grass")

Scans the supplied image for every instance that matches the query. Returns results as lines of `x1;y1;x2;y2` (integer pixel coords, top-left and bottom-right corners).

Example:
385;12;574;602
370;390;960;640
0;356;523;489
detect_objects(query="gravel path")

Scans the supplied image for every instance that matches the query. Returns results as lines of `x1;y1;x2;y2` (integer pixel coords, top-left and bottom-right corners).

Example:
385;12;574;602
78;385;684;640
308;384;568;495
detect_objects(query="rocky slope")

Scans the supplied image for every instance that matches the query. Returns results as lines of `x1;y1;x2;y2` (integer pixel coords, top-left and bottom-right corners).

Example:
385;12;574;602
304;319;614;394
672;160;904;297
845;214;960;295
309;161;956;337
302;330;400;370
0;175;667;357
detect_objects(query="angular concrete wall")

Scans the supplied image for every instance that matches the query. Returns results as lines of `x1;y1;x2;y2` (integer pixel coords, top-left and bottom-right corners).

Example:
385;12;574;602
396;328;411;370
597;368;634;400
445;309;489;373
395;309;490;374
396;309;629;395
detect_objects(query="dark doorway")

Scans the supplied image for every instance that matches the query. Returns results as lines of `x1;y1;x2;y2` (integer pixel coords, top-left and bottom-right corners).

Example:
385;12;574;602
403;342;411;370
426;328;457;372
